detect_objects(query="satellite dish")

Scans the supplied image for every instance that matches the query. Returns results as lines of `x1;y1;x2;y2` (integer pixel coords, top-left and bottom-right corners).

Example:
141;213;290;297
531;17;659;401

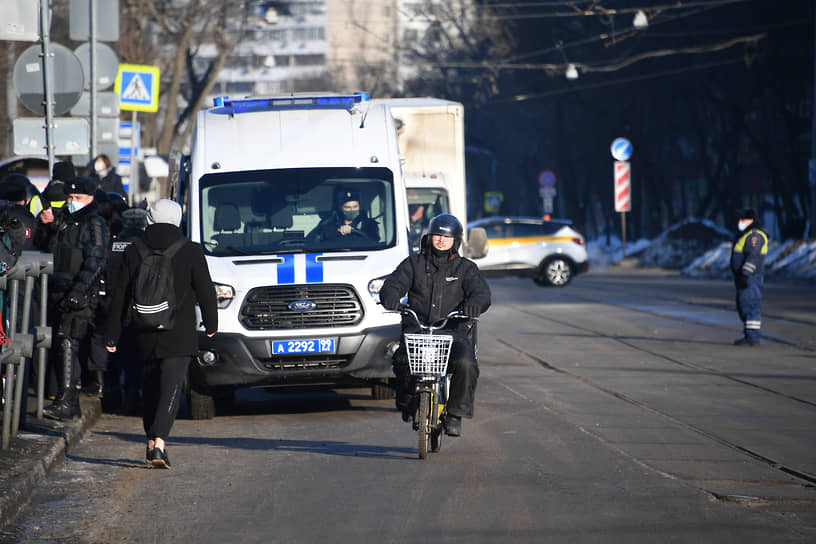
13;43;84;116
74;42;120;91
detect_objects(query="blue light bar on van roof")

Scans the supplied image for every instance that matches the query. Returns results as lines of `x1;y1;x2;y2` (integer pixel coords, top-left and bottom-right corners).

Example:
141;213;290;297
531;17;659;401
212;92;370;113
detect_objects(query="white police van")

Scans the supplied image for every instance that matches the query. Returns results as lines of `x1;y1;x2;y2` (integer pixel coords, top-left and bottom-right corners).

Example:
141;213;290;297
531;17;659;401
174;93;408;418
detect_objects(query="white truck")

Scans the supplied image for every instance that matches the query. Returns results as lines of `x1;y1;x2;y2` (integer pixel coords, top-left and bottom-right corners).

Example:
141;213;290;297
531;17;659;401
174;93;410;418
377;98;472;252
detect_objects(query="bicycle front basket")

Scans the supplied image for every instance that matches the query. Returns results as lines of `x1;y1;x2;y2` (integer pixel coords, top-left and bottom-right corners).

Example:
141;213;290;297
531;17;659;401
404;333;454;376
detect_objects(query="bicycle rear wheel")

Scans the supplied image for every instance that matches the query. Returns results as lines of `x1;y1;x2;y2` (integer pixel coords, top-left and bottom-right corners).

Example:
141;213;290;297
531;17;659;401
417;391;431;459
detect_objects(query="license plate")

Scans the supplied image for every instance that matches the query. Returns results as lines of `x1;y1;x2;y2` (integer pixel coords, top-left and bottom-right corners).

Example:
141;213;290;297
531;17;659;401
272;338;336;355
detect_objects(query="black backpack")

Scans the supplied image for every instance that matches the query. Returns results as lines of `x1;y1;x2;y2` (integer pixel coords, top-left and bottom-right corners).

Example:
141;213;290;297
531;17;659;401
130;236;187;331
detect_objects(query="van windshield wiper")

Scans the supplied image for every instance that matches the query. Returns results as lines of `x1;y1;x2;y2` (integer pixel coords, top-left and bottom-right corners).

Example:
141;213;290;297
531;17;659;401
203;241;251;256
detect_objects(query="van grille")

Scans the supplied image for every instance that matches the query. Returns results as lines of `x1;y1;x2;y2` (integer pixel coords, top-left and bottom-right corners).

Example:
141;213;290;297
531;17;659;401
240;284;363;330
260;356;352;371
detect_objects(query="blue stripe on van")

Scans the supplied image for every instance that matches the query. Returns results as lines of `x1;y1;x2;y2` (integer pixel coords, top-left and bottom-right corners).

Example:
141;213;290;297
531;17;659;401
277;254;295;284
306;253;323;283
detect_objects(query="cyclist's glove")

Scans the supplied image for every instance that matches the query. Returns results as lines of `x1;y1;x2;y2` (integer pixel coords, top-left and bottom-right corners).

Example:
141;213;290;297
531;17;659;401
463;302;481;318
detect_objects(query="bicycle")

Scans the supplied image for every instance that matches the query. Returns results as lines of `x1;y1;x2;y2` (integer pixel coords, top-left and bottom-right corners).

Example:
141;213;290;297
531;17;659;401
399;306;472;459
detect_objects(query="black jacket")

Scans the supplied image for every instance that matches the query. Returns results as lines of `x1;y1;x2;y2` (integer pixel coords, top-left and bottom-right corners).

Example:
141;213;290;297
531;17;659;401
307;210;380;243
37;201;108;310
105;223;218;360
92;169;126;196
380;249;491;333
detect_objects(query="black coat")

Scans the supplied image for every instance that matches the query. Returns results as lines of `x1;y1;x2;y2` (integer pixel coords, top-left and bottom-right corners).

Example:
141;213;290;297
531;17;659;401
105;223;218;360
37;201;108;310
380;249;491;333
92;169;126;196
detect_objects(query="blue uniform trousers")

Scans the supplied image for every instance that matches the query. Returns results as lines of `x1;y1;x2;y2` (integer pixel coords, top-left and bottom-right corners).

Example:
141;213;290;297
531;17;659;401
735;275;763;342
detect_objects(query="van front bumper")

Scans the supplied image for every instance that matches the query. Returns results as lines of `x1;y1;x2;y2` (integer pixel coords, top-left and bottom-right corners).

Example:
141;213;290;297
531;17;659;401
190;325;401;389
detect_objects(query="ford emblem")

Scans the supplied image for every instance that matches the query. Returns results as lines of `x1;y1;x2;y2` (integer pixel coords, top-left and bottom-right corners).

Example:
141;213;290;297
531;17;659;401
288;300;316;311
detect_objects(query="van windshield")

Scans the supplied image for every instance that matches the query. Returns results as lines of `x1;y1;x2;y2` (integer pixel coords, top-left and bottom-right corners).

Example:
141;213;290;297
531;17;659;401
199;167;396;255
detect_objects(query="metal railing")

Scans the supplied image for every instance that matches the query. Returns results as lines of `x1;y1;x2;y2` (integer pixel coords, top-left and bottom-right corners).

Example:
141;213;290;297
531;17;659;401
1;252;53;450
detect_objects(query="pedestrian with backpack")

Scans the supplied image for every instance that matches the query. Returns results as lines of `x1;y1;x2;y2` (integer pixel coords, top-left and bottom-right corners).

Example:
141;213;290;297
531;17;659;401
105;199;217;469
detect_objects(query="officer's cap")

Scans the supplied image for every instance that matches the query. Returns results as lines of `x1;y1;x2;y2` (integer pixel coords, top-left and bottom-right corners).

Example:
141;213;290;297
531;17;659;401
65;177;97;196
738;209;756;221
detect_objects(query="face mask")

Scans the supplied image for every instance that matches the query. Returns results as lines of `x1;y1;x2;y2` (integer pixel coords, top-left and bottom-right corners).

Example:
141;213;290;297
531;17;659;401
738;220;750;232
94;161;106;174
343;210;359;222
66;200;87;214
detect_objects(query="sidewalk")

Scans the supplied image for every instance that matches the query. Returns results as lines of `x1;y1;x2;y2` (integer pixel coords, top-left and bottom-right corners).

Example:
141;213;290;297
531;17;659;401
0;393;101;527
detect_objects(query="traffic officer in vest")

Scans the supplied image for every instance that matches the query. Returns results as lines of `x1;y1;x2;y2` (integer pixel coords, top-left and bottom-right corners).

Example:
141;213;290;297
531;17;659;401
730;208;768;346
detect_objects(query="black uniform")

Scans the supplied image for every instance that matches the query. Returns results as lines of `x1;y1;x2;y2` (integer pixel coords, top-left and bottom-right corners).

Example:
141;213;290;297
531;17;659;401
38;198;109;419
380;247;491;418
104;220;146;413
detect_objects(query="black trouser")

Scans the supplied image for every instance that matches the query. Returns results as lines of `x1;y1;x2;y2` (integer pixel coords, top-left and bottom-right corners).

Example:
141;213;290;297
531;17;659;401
142;356;190;441
394;336;479;418
51;312;90;394
80;323;109;373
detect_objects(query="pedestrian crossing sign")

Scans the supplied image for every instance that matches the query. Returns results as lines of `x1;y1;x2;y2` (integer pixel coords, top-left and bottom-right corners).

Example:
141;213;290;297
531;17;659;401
115;64;160;112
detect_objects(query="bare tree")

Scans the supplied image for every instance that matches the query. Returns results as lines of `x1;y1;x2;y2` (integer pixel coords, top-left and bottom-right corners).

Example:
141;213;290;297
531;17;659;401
121;0;243;156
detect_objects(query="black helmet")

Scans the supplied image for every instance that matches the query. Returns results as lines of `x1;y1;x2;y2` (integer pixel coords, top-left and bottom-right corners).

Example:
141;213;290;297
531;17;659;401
427;213;463;251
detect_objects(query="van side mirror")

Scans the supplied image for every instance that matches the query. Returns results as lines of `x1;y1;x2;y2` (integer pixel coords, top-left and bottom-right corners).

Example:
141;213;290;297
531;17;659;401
465;227;488;259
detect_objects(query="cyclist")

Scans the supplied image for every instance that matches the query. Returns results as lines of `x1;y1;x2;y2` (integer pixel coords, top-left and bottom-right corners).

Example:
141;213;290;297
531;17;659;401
380;213;490;437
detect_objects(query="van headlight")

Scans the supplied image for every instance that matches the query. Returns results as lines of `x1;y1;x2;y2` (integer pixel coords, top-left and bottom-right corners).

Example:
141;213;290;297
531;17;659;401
367;275;389;302
214;283;235;309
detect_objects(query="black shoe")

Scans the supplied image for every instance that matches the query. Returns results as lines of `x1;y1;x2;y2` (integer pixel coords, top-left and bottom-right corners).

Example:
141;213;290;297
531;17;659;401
399;395;418;422
82;371;105;398
43;395;82;421
81;382;104;397
734;338;759;346
444;415;462;437
151;447;171;469
145;446;153;465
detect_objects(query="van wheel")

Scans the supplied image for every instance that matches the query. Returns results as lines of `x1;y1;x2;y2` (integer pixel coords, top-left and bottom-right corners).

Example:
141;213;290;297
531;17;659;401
535;257;572;287
371;380;394;400
189;385;215;420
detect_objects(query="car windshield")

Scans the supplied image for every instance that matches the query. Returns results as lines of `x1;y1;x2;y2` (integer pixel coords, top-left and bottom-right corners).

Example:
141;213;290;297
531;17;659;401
199;167;396;255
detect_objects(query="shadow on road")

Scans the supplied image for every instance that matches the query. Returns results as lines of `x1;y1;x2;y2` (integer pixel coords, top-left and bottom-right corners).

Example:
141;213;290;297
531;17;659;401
93;431;416;460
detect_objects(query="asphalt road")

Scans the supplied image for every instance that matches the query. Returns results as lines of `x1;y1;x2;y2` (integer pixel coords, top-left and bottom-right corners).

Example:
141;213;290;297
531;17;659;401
3;269;815;543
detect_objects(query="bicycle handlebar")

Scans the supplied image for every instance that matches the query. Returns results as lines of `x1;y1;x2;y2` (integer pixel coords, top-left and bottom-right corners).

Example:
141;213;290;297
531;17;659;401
395;306;474;332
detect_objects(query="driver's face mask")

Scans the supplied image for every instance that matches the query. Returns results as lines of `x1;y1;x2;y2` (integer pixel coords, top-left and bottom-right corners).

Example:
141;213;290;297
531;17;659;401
341;201;360;222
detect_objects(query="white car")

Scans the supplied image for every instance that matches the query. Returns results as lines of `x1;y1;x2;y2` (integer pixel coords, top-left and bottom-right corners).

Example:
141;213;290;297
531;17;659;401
468;217;588;286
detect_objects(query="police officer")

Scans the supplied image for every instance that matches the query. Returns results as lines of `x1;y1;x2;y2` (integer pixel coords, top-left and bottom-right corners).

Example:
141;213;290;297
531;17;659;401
307;190;380;243
105;207;148;414
731;208;768;346
40;177;109;420
380;214;491;437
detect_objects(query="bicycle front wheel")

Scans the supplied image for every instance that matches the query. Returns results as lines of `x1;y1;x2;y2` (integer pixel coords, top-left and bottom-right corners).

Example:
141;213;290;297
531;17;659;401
418;391;431;459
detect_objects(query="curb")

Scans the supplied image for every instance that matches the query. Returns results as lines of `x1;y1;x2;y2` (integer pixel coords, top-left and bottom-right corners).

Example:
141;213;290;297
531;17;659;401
0;396;101;528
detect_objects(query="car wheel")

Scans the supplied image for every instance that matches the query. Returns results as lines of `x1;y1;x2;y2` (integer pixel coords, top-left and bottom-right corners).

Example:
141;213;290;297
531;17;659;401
537;257;572;287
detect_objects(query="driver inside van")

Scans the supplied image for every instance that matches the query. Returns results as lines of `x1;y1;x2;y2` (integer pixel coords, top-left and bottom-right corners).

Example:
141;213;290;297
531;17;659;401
307;190;380;243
